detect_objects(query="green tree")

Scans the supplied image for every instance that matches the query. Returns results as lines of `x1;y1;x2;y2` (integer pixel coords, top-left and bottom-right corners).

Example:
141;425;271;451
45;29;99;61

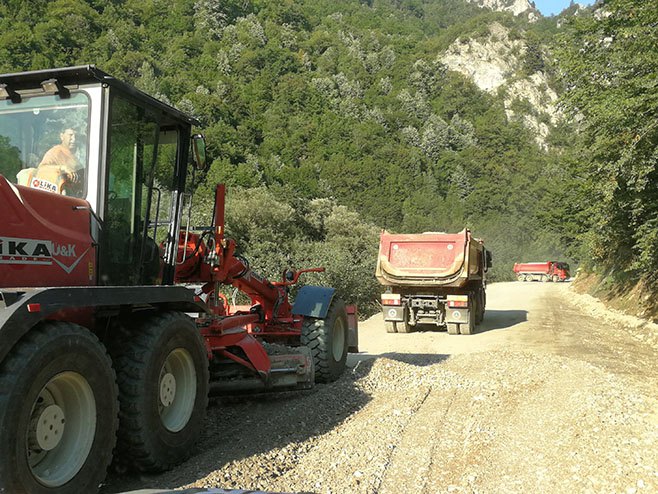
555;0;658;283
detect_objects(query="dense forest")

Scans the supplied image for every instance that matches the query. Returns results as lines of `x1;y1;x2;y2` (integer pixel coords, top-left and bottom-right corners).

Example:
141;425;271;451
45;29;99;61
0;0;655;315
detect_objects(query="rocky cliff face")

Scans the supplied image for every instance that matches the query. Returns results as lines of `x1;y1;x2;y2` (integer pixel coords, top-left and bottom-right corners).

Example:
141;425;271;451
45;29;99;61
440;22;560;149
465;0;540;21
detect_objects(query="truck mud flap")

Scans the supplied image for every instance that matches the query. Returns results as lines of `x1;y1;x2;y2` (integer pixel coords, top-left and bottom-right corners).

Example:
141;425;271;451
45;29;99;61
382;305;406;322
445;307;470;324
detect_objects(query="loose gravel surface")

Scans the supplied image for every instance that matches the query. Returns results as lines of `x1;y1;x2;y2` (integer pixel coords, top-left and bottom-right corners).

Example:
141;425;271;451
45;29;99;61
103;282;658;494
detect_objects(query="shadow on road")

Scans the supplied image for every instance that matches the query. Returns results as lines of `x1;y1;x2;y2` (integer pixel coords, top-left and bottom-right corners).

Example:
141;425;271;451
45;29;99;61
378;352;450;367
351;351;449;367
478;309;528;332
397;309;528;335
102;357;377;494
104;347;456;493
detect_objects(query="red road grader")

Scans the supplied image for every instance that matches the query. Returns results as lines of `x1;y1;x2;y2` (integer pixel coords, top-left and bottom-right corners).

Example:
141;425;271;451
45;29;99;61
0;66;357;492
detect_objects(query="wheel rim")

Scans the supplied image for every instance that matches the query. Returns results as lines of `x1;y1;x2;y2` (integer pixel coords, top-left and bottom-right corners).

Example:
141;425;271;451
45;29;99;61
332;318;346;362
27;372;96;487
159;348;197;432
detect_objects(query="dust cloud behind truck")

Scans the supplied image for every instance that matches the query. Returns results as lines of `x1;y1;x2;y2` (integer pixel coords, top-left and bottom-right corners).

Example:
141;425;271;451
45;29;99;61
375;229;492;335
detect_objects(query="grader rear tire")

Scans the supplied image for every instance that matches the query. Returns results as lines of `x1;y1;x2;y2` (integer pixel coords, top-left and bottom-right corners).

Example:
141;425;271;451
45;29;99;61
302;297;349;383
110;311;209;472
0;322;118;493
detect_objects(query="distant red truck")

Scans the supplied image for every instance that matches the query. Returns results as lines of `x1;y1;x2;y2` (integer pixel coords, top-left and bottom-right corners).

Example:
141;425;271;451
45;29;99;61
513;261;570;282
375;229;492;335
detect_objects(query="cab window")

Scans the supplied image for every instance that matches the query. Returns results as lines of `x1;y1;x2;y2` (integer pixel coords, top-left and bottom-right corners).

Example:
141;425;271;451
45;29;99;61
0;93;89;197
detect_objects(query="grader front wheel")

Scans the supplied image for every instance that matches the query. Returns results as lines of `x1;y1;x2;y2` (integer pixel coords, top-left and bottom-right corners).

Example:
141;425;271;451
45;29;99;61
110;311;209;472
302;297;349;383
0;322;118;493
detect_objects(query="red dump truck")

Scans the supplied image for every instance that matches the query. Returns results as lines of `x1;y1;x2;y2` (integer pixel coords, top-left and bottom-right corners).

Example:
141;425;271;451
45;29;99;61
513;261;570;282
375;229;492;335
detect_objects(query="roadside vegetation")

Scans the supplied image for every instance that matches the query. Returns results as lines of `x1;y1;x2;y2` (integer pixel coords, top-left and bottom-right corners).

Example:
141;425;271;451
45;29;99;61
553;0;658;318
1;0;655;316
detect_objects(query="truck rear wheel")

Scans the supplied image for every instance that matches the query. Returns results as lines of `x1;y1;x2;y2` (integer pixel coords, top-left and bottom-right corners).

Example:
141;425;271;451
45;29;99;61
447;322;459;335
460;316;476;335
0;322;118;493
460;297;476;335
395;319;411;333
110;311;209;472
302;297;348;383
384;320;411;333
473;292;481;325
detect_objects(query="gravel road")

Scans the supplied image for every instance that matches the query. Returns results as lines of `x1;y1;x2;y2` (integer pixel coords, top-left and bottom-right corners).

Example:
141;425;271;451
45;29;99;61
103;282;658;494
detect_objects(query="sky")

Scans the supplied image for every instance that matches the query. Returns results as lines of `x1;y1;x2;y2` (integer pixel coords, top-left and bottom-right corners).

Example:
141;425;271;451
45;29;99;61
532;0;595;16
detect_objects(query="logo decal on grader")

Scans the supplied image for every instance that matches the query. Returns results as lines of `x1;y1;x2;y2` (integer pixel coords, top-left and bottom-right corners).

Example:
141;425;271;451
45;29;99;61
30;177;59;194
0;236;88;274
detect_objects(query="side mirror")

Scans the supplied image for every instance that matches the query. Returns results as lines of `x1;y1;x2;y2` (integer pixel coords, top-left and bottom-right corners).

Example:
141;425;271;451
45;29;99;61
191;134;208;171
485;249;493;268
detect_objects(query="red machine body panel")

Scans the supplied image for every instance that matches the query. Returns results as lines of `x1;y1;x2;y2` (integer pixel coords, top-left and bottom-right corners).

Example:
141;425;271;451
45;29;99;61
0;177;95;288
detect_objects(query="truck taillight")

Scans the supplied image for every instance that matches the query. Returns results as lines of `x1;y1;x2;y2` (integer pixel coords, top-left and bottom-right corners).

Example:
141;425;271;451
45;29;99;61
446;295;468;308
381;293;401;306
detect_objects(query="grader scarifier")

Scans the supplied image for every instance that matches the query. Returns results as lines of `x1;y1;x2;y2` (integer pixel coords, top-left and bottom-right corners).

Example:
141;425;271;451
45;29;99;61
0;66;357;492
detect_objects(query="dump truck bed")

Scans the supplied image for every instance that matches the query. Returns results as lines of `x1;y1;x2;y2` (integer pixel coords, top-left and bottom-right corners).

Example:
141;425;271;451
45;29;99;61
376;229;483;287
513;262;552;274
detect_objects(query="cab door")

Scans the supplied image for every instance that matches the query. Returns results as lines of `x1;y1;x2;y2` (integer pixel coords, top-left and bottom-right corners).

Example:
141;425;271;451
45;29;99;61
99;93;178;286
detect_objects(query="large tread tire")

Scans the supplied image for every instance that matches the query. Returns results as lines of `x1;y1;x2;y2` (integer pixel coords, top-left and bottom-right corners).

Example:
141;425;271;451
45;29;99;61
475;289;485;325
385;321;397;333
447;323;460;335
460;313;476;335
110;311;209;472
301;297;349;383
0;322;118;493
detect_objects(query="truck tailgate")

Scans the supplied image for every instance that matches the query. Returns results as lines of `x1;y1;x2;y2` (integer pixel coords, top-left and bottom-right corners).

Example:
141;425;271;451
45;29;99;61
377;231;467;282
